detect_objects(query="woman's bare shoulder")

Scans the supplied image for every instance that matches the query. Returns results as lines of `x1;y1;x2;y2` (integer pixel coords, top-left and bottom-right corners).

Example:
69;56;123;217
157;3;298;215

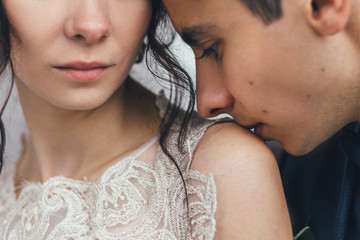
192;122;276;172
191;122;293;239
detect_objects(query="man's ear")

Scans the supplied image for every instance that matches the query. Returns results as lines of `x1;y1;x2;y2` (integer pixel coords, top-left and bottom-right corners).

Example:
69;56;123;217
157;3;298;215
304;0;351;35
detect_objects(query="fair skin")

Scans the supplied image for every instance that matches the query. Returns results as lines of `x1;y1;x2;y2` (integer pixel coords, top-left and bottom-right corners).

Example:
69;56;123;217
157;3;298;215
163;0;360;155
4;0;160;182
4;0;292;238
192;123;292;239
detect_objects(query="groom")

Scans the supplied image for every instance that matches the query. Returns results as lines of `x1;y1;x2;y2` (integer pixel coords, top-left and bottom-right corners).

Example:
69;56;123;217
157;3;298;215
162;0;360;239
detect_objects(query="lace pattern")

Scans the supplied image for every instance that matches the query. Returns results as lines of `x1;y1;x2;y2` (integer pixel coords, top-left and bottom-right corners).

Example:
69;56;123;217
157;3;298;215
0;94;217;240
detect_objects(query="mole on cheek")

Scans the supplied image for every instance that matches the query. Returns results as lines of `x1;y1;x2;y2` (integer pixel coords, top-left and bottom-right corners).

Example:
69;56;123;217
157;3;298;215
307;94;311;99
262;110;268;114
249;81;254;86
321;68;325;72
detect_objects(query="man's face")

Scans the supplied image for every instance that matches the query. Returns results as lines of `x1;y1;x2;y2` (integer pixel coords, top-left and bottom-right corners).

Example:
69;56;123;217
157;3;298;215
163;0;360;155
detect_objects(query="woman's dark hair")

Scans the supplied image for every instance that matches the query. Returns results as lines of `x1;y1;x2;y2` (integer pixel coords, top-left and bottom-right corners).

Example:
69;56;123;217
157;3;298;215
0;0;13;173
146;1;195;182
0;1;195;176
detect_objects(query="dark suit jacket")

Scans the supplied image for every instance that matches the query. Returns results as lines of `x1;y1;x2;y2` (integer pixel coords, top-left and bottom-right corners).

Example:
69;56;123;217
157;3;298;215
279;123;360;240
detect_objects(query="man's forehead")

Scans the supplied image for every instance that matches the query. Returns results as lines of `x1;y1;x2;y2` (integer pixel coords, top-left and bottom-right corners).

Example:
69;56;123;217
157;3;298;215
163;0;202;9
162;0;210;23
163;0;217;37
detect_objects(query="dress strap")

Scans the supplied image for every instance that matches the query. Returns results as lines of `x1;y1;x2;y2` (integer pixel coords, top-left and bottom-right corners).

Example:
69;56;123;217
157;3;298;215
131;135;159;159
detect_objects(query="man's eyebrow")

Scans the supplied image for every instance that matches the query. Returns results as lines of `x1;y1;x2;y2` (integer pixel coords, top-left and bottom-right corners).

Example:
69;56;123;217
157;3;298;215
181;23;216;47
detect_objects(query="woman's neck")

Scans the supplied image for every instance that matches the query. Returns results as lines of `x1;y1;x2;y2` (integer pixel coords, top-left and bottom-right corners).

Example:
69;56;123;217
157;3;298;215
15;79;161;183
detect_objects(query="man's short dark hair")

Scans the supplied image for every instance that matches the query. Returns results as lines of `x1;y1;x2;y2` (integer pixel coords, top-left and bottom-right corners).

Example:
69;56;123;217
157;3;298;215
240;0;282;24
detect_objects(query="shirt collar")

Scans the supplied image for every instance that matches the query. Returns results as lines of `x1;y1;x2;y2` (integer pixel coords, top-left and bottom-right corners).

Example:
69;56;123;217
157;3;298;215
338;122;360;167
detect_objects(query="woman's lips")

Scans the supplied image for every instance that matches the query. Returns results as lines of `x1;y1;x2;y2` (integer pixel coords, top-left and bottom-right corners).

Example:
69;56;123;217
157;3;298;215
54;62;113;83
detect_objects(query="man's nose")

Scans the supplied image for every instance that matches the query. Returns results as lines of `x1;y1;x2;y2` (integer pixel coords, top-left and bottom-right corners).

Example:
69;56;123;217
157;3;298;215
196;61;234;118
64;1;110;44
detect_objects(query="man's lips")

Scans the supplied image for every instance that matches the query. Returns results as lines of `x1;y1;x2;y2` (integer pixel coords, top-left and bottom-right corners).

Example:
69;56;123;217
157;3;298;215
253;124;264;137
54;61;113;83
242;123;265;138
243;123;261;130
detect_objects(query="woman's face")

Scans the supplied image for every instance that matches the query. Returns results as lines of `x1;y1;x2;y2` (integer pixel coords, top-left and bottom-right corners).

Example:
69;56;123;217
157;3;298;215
3;0;151;110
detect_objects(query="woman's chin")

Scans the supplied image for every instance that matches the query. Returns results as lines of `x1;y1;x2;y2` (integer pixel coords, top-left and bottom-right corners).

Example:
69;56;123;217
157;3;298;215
47;94;113;112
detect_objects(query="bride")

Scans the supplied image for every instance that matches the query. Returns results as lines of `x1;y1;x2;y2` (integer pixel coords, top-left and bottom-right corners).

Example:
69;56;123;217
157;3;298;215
0;0;292;239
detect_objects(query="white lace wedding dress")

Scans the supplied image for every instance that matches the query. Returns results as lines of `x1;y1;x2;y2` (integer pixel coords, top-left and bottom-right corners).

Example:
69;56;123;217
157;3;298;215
0;95;218;240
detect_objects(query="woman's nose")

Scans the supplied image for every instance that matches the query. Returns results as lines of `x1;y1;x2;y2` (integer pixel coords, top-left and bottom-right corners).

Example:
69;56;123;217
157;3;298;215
64;1;110;44
196;61;234;118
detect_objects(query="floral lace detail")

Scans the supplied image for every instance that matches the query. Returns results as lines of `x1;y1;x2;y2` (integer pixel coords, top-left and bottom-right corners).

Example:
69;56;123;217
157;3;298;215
0;102;217;240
